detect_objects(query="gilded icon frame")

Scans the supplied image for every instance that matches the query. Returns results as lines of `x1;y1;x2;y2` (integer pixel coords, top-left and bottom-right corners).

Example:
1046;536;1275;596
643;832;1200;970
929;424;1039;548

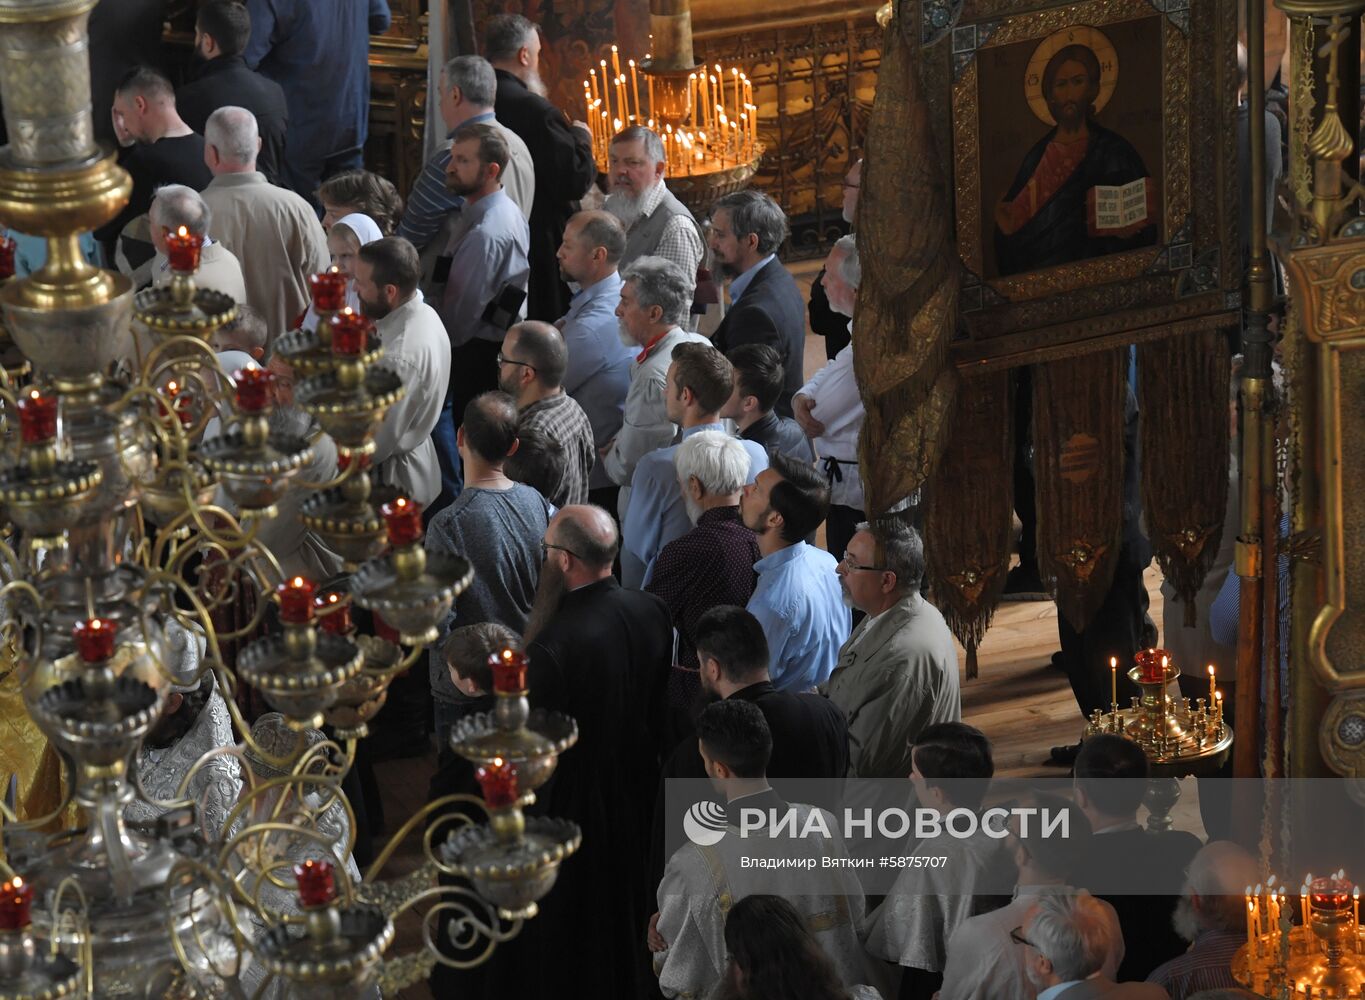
910;0;1241;368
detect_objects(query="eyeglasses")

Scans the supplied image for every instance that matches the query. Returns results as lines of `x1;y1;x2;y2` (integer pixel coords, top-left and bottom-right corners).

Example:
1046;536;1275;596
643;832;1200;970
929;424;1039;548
496;354;535;371
540;541;582;562
1009;927;1036;949
839;552;890;573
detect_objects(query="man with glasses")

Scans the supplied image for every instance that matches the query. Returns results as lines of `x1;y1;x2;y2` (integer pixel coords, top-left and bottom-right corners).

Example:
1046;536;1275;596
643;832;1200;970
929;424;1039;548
506;504;672;995
1013;893;1166;999
937;793;1122;1000
822;518;960;779
497;320;595;506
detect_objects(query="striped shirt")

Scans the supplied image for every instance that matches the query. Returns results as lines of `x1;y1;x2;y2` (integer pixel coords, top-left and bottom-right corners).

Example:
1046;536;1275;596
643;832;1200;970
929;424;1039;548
1145;930;1243;1000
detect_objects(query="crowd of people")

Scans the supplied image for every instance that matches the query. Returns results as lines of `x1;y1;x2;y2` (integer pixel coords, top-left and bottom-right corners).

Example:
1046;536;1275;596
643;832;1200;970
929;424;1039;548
9;4;1268;999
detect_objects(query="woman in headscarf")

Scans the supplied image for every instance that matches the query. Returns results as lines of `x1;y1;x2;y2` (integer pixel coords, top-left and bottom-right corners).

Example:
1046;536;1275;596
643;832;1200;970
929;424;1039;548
300;211;384;332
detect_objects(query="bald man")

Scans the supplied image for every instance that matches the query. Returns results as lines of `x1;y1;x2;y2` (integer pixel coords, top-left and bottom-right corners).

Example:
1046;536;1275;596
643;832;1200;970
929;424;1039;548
201;105;328;336
487;504;672;995
1146;842;1258;999
498;321;596;506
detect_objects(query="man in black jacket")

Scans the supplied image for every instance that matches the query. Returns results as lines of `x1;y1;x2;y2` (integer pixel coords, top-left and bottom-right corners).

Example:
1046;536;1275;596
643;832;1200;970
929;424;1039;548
1072;734;1203;983
177;0;289;186
485;13;597;321
709;190;807;415
723;343;815;463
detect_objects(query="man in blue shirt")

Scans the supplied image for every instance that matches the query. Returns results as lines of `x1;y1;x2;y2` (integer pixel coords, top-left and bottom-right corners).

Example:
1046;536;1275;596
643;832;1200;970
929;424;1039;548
244;0;391;199
429;122;530;515
739;453;849;691
555;210;636;514
621;342;768;587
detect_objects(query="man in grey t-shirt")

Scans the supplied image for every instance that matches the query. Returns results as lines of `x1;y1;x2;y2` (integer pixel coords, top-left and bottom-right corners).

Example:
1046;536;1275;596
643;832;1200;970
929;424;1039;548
424;391;554;761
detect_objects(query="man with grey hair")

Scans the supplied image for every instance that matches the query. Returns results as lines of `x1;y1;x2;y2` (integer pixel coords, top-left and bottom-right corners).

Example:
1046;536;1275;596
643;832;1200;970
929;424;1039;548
1145;842;1258;999
606;127;706;287
397;55;533;257
823;517;960;778
201;106;328;336
148;184;246;301
709;189;806;414
795;233;868;561
602;256;708;516
809;158;862;358
498;320;596;506
486;13;597;321
1019;893;1168;999
645;432;760;673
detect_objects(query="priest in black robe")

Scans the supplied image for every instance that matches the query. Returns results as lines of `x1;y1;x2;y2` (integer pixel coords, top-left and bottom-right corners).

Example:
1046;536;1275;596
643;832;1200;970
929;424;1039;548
993;43;1157;277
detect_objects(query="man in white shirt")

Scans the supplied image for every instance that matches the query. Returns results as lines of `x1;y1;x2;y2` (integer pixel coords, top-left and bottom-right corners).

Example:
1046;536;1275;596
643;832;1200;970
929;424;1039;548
201;106;329;336
352;237;452;507
1017;893;1168;1000
601;255;708;518
793;233;866;561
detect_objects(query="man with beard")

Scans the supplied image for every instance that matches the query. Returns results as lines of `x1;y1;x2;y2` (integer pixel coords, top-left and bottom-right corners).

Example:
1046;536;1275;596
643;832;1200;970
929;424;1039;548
432;123;530;513
620;342;767;588
485;14;597;321
602;256;709;518
497;321;595;507
175;0;288;185
741;454;849;692
823;518;960;779
396;56;533;261
1145;842;1257;999
808;158;861;359
352;237;450;506
515;504;672;995
607;127;706;287
555;210;636;513
993;43;1156;277
708;190;806;415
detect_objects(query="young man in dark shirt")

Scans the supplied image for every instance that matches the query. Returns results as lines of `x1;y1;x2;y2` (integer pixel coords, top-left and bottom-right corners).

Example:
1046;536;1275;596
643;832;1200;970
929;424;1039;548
722;343;815;463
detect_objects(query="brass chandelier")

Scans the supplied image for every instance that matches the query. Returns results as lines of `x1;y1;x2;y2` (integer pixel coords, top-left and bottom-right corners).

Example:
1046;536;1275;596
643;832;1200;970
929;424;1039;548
0;1;578;996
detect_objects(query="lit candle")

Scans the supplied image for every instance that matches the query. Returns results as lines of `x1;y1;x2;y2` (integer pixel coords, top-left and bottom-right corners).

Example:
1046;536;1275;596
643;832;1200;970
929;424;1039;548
732;67;741;124
0;235;14;281
1303;876;1312;924
73;617;118;663
475;756;519;808
1214;690;1223;727
233;366;273;414
165;225;204;273
1208;664;1216;706
647;72;655;120
611;44;622;86
1110;656;1117;712
309;267;348;312
328;308;370;356
490;648;529;693
381;497;424;547
0;876;33;931
630;59;641;121
16;388;57;444
1355;885;1360;936
277;576;317;625
160;379;193;428
293;858;336;908
588;69;600;112
315;592;352;636
1246;887;1255;952
1247;891;1258;956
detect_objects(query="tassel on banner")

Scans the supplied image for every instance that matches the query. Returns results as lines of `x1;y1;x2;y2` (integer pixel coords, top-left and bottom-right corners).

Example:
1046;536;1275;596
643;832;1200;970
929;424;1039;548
1033;350;1125;634
1137;328;1232;627
924;369;1013;680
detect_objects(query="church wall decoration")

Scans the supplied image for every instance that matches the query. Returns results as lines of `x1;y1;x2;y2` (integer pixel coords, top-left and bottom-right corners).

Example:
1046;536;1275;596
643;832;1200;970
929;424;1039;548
858;0;1238;668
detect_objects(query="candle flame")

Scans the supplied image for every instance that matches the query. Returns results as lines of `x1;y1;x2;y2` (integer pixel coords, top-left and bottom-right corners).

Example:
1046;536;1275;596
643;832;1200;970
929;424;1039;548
291;576;305;588
27;388;39;401
328;593;340;605
1215;690;1223;701
9;877;20;889
1109;656;1117;668
176;225;189;238
394;498;408;509
329;264;339;273
166;380;178;393
503;649;513;661
492;756;504;767
1208;664;1215;677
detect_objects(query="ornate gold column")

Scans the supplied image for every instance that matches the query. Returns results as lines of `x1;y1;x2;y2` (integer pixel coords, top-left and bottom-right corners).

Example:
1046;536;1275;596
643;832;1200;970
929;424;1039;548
1274;0;1365;785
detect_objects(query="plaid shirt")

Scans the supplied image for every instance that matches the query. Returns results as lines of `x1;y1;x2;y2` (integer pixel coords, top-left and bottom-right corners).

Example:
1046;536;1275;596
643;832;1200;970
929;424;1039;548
1145;930;1243;999
519;392;596;507
634;182;705;280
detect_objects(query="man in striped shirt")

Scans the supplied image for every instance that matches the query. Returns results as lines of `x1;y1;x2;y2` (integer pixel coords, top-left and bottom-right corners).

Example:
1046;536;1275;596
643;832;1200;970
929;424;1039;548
1145;842;1257;1000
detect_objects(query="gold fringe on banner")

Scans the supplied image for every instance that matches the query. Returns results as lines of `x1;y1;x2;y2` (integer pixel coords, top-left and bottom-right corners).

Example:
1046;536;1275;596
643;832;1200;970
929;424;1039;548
1034;350;1126;633
924;370;1014;680
853;10;959;516
1137;329;1232;627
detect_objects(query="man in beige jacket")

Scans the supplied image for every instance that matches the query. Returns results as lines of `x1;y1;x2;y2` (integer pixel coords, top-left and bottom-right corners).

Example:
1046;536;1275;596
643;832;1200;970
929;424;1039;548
201;106;328;336
822;516;961;778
